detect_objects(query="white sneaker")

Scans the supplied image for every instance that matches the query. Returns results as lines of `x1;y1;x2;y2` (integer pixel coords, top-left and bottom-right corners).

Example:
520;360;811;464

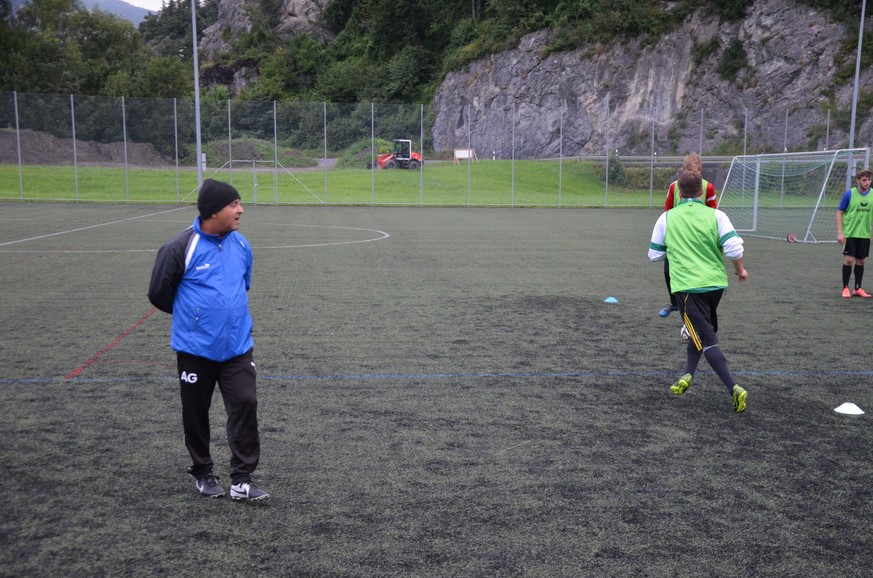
230;481;270;501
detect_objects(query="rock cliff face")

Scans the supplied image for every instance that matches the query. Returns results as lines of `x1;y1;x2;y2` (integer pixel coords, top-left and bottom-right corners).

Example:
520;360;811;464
432;0;872;157
200;0;331;61
198;0;870;155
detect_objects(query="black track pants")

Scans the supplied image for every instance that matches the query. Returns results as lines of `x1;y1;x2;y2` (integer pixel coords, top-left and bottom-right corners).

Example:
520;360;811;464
177;349;260;483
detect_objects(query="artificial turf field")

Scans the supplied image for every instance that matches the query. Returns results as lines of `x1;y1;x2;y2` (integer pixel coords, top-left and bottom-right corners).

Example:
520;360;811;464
1;203;871;576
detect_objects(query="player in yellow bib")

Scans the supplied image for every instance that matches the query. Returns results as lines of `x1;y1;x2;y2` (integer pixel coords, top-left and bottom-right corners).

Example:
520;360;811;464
836;169;873;298
649;171;748;413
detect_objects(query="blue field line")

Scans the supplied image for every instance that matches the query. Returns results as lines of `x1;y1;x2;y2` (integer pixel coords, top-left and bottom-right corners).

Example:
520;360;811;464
3;368;873;385
264;368;873;381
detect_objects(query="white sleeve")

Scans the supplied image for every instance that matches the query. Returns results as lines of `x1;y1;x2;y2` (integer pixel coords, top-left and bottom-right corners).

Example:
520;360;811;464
715;209;744;260
648;212;668;262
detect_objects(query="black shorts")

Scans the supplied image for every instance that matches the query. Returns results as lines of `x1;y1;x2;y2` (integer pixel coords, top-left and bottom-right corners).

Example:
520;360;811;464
676;290;724;351
843;238;871;259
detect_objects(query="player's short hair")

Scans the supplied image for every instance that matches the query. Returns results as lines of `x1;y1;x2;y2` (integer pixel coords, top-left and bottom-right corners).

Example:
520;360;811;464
681;152;703;174
677;171;703;198
858;169;872;180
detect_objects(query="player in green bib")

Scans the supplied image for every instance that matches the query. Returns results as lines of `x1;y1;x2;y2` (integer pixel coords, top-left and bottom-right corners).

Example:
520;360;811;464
836;169;873;298
649;171;749;413
658;153;719;317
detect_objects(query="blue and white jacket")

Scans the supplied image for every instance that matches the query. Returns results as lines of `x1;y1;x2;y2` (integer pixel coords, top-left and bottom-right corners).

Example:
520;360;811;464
148;216;254;362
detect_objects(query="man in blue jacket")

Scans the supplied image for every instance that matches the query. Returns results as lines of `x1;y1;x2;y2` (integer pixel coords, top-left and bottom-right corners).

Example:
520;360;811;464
148;179;268;500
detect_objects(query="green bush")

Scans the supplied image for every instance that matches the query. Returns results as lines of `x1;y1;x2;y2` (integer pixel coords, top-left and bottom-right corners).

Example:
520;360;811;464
717;39;748;81
692;38;720;66
623;166;674;191
202;137;317;168
334;138;393;169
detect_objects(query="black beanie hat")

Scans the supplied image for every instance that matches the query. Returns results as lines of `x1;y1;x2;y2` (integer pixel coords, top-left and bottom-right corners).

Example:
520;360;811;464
197;179;240;219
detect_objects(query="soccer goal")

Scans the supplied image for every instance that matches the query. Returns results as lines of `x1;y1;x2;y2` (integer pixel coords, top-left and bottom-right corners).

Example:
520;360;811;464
717;148;871;242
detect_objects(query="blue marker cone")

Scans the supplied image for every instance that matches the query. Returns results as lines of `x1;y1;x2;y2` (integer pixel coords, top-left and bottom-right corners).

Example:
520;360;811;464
604;296;619;303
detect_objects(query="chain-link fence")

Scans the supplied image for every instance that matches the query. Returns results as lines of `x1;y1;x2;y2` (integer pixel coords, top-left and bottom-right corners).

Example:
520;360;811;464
0;91;866;207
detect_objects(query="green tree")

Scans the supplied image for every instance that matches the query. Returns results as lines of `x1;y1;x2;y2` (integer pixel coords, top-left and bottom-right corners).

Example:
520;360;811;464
2;0;150;95
139;0;218;59
138;55;194;97
1;0;82;92
241;34;325;101
0;24;72;92
66;8;148;94
317;57;379;103
14;0;82;31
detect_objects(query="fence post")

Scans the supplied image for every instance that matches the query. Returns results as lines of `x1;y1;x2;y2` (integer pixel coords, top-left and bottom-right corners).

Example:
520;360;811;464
13;92;22;200
323;102;328;204
826;109;830;151
252;160;257;204
227;98;232;185
273;100;278;204
173;98;180;201
649;113;655;208
467;103;472;208
122;95;129;203
511;102;515;207
782;108;788;207
71;94;79;202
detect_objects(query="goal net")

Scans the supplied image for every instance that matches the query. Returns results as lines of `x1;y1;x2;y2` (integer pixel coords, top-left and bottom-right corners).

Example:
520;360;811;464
717;148;871;242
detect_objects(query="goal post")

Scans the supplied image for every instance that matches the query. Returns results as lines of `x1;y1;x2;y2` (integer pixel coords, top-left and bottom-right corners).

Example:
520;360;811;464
716;148;871;242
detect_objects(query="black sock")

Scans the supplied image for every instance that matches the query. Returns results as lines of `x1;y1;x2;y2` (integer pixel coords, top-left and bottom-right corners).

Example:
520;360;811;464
854;265;864;289
703;345;736;394
685;342;702;376
843;264;852;288
664;261;674;305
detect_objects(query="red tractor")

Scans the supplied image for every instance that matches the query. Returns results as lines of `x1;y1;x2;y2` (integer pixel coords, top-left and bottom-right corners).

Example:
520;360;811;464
377;139;423;170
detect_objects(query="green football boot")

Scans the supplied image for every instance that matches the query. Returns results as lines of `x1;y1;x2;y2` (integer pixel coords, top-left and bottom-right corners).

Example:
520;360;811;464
732;385;747;413
669;373;693;395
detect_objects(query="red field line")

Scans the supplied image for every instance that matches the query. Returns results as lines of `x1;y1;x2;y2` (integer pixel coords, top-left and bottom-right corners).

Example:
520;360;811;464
65;308;158;380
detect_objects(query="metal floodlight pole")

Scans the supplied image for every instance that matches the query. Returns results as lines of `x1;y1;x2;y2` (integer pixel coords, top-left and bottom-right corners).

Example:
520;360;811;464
191;0;203;187
849;0;866;152
846;0;867;187
419;103;424;207
558;108;563;207
604;92;610;206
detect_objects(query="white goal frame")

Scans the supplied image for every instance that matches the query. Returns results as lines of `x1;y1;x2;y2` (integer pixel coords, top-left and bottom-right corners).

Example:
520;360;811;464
717;148;871;242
